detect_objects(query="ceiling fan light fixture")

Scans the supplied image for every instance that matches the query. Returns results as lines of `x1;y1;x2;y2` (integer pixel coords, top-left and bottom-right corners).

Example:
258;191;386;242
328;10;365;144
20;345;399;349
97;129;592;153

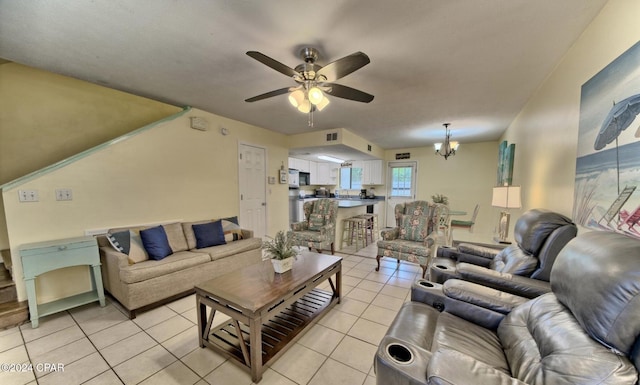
298;99;311;113
315;96;330;111
288;89;305;108
308;86;324;105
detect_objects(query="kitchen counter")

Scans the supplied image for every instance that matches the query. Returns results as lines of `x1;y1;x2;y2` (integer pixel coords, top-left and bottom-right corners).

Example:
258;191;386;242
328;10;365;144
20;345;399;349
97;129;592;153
337;199;381;208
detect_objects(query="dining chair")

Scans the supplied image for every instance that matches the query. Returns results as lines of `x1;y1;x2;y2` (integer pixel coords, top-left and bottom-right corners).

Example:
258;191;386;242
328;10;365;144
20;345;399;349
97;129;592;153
447;204;479;245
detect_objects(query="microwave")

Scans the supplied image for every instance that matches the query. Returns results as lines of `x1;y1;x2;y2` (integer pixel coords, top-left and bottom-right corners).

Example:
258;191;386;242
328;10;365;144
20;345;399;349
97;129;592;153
299;172;310;186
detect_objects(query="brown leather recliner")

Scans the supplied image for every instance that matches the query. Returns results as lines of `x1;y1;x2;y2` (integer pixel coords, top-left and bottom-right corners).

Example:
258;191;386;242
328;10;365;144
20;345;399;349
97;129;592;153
429;209;577;298
375;231;640;384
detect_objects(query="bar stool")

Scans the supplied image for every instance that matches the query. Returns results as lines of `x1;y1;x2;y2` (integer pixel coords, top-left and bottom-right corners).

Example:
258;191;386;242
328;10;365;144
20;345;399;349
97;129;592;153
341;217;367;252
355;213;379;245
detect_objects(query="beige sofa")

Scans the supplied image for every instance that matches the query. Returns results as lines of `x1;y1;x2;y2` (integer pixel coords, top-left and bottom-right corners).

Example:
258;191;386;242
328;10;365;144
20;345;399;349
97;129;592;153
97;219;262;318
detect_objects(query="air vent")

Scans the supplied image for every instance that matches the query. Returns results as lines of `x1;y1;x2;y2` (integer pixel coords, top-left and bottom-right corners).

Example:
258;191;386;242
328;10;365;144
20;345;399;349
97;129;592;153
368;144;372;152
326;132;338;141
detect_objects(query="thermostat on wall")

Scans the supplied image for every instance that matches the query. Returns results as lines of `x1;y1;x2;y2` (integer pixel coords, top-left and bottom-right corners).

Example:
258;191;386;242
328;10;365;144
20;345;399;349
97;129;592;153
190;117;209;131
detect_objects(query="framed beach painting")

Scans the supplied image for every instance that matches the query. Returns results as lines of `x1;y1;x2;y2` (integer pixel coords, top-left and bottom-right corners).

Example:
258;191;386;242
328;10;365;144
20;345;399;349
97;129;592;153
574;40;640;239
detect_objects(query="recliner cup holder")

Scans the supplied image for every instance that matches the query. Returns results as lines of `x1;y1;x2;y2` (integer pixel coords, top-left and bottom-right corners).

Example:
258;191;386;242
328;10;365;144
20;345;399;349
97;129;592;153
418;280;435;288
386;343;414;364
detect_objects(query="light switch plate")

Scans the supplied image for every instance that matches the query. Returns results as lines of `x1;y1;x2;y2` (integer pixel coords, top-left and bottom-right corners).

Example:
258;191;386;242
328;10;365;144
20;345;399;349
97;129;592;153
18;189;39;202
56;189;73;201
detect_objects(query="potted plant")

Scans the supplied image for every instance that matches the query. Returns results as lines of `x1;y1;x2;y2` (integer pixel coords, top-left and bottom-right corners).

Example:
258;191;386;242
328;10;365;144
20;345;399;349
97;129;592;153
431;194;449;205
263;231;298;273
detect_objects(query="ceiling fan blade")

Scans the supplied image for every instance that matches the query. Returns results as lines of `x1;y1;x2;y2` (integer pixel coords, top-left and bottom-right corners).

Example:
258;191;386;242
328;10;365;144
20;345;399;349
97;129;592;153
316;52;370;82
324;83;374;103
246;51;298;78
245;87;291;102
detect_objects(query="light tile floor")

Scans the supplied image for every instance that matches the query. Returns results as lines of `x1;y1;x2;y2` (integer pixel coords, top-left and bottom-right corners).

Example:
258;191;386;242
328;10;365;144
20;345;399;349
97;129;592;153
0;244;423;385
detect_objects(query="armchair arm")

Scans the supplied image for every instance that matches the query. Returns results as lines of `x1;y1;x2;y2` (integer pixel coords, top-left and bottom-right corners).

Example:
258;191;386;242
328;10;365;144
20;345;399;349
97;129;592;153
428;349;526;385
443;279;527;314
436;243;501;268
380;227;400;240
317;223;335;237
290;221;309;231
457;263;551;298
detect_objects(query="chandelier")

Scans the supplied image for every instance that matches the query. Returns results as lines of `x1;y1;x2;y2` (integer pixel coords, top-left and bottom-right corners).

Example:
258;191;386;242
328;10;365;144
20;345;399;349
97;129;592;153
434;123;459;160
287;82;330;126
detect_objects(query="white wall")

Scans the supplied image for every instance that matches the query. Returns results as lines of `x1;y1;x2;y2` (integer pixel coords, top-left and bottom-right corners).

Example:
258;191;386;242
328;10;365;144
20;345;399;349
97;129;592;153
384;141;499;243
504;0;640;224
3;108;290;302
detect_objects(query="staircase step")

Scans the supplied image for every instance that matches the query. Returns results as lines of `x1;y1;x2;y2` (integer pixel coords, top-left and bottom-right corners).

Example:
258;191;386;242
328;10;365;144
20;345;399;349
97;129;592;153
0;280;17;303
0;300;29;330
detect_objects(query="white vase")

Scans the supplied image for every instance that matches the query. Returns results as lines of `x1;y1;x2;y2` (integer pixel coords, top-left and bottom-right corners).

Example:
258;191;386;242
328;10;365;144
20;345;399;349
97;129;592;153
271;257;294;273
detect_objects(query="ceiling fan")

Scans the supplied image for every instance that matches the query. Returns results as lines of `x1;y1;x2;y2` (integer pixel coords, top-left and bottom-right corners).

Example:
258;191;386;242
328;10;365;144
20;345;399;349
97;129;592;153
245;47;374;116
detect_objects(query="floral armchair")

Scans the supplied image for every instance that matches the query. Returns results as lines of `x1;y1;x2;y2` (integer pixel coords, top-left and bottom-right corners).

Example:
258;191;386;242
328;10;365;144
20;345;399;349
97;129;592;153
376;201;448;278
287;198;338;255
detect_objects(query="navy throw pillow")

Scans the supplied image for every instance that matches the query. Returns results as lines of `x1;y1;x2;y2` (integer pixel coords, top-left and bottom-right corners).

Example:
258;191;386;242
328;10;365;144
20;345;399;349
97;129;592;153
193;221;226;249
140;225;173;260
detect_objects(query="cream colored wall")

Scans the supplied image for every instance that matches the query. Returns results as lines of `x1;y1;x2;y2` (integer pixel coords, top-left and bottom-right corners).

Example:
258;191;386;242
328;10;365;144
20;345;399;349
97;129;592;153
384;141;499;242
502;0;640;225
3;108;290;302
0;62;181;250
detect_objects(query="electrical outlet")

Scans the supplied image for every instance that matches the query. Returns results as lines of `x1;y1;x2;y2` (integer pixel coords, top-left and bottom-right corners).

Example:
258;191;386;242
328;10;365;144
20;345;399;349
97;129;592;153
55;189;73;201
18;189;39;202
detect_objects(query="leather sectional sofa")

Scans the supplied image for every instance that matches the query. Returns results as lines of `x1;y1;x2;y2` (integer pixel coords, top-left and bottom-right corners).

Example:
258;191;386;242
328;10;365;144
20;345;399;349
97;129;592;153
375;231;640;384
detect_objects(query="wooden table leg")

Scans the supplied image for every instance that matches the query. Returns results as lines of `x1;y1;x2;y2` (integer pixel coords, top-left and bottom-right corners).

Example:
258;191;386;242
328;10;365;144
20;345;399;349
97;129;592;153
249;316;263;383
197;295;206;348
336;266;342;304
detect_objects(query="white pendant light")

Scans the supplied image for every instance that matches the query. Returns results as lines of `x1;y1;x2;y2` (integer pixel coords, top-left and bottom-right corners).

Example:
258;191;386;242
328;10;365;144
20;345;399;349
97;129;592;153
315;96;330;111
288;89;305;108
298;99;311;113
308;86;324;105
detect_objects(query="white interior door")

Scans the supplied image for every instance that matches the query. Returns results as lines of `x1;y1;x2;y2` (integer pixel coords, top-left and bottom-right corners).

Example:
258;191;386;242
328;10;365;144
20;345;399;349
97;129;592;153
239;143;267;238
385;161;417;228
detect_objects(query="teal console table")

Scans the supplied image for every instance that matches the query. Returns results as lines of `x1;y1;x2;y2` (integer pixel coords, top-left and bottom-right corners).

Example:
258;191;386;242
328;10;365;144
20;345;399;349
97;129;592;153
19;236;106;328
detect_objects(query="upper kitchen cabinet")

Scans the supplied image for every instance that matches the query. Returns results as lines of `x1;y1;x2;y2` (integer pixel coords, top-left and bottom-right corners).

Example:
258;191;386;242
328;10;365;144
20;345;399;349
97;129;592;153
352;160;384;185
288;157;310;172
310;161;337;185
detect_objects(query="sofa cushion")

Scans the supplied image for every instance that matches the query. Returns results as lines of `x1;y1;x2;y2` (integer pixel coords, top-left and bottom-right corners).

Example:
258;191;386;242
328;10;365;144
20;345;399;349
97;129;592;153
192;221;226;249
399;214;429;242
162;222;189;252
140;226;173;260
182;220;214;249
498;293;637;384
308;213;325;231
107;229;148;264
221;219;244;242
197;237;262;262
433;312;510;374
119;250;211;284
490;245;538;275
551;231;640;357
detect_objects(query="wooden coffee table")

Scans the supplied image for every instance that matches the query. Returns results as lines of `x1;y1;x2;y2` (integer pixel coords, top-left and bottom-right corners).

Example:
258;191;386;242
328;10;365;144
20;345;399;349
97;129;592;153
195;251;342;383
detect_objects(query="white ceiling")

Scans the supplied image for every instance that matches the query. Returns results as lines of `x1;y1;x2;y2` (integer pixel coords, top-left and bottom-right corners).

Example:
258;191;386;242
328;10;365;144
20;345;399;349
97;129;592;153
0;0;607;150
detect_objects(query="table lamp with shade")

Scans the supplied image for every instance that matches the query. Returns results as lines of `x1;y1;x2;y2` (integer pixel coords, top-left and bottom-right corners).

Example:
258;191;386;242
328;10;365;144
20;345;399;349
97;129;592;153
492;185;521;243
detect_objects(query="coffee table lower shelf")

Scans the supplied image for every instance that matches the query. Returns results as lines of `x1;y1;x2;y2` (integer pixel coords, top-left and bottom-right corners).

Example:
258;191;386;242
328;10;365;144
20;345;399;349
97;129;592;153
202;288;336;371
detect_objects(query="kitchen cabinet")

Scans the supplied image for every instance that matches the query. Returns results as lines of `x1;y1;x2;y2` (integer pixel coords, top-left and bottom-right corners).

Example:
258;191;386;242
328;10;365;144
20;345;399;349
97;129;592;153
289;157;310;172
317;162;337;185
309;161;319;185
365;160;384;185
351;160;384;185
